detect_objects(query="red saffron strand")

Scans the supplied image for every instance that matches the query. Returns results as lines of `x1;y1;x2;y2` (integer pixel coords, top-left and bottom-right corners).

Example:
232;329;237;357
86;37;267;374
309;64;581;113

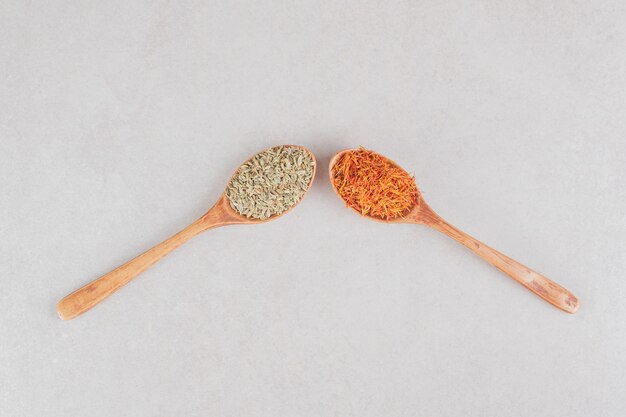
332;148;419;220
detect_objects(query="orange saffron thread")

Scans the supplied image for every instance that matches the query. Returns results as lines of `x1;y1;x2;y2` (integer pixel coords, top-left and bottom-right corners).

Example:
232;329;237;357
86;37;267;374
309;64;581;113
332;148;419;220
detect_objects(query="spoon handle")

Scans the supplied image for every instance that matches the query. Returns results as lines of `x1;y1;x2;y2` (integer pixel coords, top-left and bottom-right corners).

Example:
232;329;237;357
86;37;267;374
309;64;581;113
57;219;208;320
427;217;579;313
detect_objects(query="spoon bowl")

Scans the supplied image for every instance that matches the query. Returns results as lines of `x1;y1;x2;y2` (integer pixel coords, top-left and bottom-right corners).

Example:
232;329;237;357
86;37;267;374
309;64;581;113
329;148;579;314
329;148;434;224
57;145;316;320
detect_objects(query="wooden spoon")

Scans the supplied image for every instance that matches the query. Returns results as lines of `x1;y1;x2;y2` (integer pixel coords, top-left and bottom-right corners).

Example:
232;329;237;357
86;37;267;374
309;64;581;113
57;145;317;320
329;149;579;314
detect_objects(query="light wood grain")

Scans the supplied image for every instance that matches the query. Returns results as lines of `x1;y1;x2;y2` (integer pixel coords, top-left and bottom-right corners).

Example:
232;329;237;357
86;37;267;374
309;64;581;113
57;146;317;321
329;149;579;314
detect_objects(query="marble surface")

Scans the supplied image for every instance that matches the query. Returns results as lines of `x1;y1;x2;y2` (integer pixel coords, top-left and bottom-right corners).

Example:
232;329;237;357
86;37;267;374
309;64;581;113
1;1;625;416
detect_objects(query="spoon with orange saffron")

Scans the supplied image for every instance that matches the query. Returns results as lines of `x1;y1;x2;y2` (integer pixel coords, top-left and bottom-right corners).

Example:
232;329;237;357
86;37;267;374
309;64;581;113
329;148;579;313
57;145;317;320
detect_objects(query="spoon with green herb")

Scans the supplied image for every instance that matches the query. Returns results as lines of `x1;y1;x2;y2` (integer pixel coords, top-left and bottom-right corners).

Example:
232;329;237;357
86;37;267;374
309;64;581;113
57;145;316;320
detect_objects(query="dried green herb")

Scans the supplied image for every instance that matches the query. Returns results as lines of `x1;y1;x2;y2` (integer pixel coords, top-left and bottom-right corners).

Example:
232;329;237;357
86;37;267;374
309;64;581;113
226;146;315;220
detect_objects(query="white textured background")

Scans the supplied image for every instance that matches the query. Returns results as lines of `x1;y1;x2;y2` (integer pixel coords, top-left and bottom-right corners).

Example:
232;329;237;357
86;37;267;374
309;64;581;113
1;1;625;416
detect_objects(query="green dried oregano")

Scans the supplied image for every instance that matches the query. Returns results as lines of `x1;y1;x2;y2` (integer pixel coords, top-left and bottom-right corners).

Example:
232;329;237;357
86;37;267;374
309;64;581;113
226;146;314;220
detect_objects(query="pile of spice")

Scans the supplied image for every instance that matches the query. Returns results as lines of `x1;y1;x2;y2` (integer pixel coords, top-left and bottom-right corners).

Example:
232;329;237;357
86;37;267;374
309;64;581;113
226;146;315;220
331;148;419;220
